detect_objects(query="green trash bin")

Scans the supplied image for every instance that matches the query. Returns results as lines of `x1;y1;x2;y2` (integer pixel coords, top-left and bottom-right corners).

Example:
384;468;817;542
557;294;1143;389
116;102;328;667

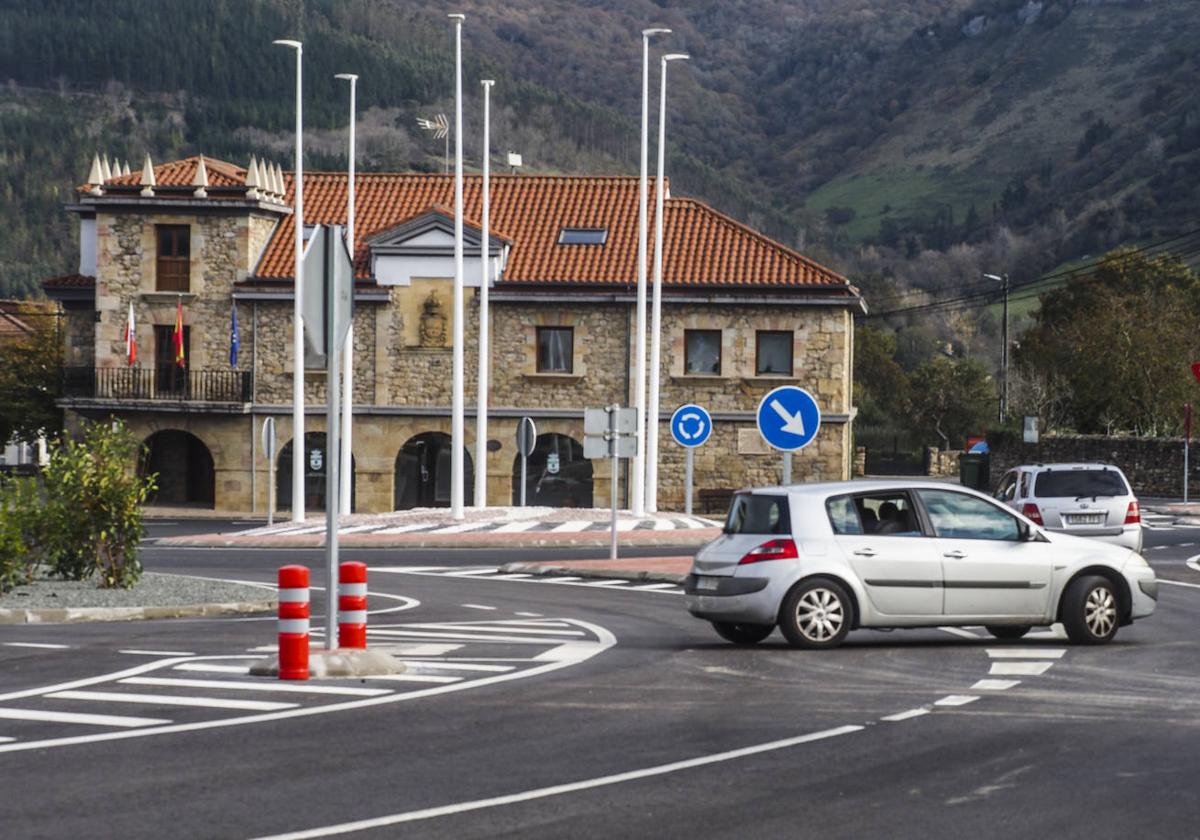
959;452;990;491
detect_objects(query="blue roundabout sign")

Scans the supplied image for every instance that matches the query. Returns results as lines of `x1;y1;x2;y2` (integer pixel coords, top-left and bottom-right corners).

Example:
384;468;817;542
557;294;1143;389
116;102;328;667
670;404;713;448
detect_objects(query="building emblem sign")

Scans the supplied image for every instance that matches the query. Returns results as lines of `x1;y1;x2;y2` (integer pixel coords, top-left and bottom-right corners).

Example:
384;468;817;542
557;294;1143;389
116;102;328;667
546;452;561;475
309;448;324;473
419;290;448;347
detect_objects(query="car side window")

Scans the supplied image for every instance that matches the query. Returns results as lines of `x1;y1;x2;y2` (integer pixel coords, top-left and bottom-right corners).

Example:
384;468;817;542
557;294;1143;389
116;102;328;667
1018;472;1031;499
995;472;1017;502
830;492;923;537
917;489;1020;541
826;495;863;535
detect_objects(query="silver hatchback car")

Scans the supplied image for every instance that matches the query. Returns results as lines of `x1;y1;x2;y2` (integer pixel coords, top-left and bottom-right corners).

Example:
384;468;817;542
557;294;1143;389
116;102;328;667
684;481;1157;648
993;463;1142;552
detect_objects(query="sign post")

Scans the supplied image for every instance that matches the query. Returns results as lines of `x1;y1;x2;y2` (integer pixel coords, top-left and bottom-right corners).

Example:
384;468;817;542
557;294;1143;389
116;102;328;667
1185;403;1192;504
756;385;822;485
585;406;636;561
670;404;712;516
516;417;536;507
261;417;277;527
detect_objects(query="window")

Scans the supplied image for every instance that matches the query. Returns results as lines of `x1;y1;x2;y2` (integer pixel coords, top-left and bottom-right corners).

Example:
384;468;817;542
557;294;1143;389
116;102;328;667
825;496;863;535
917;489;1020;541
156;225;191;292
154;324;190;393
684;329;721;375
1033;469;1128;499
558;228;608;245
832;492;923;537
756;331;793;375
725;493;790;535
536;326;574;373
994;471;1018;503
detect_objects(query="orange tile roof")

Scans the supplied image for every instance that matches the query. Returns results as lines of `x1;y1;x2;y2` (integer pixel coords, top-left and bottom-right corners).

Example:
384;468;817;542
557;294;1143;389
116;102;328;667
41;272;96;288
81;156;264;195
255;171;850;292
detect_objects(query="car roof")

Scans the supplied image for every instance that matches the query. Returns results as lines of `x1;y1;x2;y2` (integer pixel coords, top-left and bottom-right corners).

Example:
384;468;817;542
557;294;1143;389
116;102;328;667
1015;462;1125;473
744;479;973;498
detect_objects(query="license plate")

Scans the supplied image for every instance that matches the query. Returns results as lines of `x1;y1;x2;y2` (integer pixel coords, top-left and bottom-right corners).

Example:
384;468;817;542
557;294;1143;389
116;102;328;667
1067;513;1104;525
695;576;720;592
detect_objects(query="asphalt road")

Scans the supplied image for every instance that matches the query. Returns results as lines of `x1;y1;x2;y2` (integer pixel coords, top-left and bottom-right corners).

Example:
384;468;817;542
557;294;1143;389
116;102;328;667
2;525;1199;839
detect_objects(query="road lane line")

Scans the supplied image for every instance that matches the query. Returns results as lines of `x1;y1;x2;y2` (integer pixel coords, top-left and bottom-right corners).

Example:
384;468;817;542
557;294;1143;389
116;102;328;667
539;577;583;583
4;642;71;650
1160;579;1200;590
248;725;864;840
398;662;514;672
355;629;564;644
119;650;197;657
47;690;297;712
631;583;682;591
580;580;631;587
971;679;1021;691
119;677;392;697
514;612;543;617
0;736;14;743
986;648;1066;659
934;695;979;707
0;708;171;727
173;663;256;674
490;573;535;580
881;708;929;722
442;568;501;576
398;623;585;637
989;662;1054;676
365;674;462;684
461;604;497;611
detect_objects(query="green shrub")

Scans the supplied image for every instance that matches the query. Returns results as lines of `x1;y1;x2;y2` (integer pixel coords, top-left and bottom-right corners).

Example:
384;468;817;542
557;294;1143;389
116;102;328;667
0;476;41;592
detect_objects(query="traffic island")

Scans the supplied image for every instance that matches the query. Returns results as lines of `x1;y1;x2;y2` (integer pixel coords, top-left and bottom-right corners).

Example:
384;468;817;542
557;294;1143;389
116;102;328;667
249;648;407;679
501;555;692;584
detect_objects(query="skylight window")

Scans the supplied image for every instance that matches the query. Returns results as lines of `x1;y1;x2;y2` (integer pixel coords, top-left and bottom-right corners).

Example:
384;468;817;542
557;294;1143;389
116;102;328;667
558;228;608;245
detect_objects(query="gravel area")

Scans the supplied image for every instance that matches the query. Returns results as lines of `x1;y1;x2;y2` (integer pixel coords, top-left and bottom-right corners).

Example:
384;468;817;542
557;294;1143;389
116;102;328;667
0;571;274;610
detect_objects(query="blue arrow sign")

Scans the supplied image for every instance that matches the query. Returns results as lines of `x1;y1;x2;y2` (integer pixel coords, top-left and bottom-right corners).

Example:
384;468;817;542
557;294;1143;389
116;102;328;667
756;386;821;452
670;404;712;448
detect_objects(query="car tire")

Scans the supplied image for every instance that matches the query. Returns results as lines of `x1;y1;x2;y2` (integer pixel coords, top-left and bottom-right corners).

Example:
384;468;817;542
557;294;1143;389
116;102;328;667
985;625;1031;640
711;621;775;645
778;578;854;649
1062;575;1120;645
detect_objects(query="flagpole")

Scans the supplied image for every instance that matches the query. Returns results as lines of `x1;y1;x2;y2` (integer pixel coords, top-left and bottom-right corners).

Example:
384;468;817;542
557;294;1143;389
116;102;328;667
335;73;358;516
449;13;466;521
475;79;494;509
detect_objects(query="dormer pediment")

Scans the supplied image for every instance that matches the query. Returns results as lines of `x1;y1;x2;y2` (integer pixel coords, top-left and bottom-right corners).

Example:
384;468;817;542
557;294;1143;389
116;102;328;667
368;208;508;287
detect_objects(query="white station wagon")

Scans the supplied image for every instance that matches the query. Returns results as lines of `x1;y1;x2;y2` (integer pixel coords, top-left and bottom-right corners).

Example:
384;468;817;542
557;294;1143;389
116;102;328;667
684;480;1157;648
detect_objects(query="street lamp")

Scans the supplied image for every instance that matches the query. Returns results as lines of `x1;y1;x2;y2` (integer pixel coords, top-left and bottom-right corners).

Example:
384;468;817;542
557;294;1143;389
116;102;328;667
633;27;671;519
335;72;357;516
475;79;495;509
449;12;466;521
985;272;1010;422
646;52;689;513
274;38;304;523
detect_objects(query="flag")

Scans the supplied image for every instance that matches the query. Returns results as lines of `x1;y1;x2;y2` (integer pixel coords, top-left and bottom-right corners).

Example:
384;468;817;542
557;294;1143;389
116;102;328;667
123;300;137;366
229;301;240;368
173;297;185;368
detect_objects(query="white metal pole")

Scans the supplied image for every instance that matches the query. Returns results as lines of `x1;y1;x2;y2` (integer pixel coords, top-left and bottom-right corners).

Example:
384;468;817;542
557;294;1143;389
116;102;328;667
324;228;341;649
274;39;305;523
610;405;619;562
450;13;466;520
647;53;688;513
685;447;693;516
633;28;669;519
475;79;494;509
335;73;357;517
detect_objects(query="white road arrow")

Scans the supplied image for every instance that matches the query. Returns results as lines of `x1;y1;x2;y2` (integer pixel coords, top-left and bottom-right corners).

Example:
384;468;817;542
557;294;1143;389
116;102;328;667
770;399;807;436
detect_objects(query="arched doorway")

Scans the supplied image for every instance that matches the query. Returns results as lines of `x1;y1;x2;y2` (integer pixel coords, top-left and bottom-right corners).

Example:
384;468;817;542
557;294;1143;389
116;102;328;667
512;433;592;508
142;430;215;507
277;432;356;512
394;432;474;510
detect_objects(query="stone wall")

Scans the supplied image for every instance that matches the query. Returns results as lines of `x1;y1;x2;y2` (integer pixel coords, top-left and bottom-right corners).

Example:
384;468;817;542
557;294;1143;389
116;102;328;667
63;308;94;367
988;433;1197;497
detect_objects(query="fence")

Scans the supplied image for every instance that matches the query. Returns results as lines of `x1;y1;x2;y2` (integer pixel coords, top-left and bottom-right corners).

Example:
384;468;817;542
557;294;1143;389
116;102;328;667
62;367;252;403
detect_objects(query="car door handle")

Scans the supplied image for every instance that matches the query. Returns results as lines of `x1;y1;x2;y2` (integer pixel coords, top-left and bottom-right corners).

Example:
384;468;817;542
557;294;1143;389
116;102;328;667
853;548;877;557
943;550;967;559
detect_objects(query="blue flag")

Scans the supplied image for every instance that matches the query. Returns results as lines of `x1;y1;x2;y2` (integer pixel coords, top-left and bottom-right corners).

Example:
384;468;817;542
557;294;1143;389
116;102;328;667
230;302;240;368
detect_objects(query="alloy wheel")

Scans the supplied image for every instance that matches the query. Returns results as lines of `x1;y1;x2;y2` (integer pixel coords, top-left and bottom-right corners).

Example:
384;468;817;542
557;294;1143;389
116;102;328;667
795;588;844;642
1084;585;1116;638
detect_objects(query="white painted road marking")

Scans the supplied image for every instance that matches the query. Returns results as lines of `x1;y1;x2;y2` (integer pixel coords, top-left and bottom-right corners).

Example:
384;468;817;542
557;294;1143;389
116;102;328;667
986;648;1066;659
989;662;1054;676
47;690;298;712
4;642;71;650
493;521;539;534
937;627;984;640
443;568;501;577
631;583;682;591
461;604;497;611
119;649;197;657
971;679;1022;691
550;520;591;533
934;695;979;707
0;707;171;728
400;662;514;673
119;677;392;697
430;522;493;534
514;612;543;617
0;736;14;743
1186;554;1200;574
173;663;255;674
367;674;462;684
399;623;586;637
249;725;864;840
881;708;930;722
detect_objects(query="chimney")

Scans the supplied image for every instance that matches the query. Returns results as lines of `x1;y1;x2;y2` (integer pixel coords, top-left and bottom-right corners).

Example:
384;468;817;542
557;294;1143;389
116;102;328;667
245;155;261;200
192;155;209;198
140;153;156;197
100;155;113;183
87;154;104;195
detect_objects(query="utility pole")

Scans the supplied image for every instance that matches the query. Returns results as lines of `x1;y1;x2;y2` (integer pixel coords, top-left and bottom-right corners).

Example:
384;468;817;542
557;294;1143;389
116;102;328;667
986;272;1010;422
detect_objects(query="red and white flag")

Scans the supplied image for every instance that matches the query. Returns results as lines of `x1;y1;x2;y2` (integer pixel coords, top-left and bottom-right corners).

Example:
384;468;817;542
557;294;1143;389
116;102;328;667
123;300;137;366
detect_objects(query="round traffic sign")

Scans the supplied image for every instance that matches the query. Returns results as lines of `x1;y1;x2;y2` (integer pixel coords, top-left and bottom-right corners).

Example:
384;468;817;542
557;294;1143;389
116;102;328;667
516;417;537;458
670;404;712;448
755;385;821;452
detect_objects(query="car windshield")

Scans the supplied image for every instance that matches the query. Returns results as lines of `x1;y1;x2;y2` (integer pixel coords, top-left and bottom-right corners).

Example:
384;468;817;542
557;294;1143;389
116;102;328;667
1034;469;1128;499
724;493;790;535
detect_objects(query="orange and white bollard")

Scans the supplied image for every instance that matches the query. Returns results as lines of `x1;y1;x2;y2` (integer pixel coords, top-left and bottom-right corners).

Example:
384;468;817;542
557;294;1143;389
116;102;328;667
277;565;310;680
338;562;368;649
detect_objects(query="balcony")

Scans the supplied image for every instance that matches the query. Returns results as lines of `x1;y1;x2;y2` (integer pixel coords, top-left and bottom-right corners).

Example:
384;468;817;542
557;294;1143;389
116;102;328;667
62;366;252;407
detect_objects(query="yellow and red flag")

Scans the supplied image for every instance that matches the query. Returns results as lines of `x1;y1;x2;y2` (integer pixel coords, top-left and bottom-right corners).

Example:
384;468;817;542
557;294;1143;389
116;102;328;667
123;300;137;366
173;298;185;368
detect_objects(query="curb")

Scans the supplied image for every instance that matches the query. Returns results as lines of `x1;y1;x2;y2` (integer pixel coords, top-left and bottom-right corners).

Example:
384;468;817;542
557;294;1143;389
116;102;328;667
160;528;720;551
0;599;277;625
501;562;687;585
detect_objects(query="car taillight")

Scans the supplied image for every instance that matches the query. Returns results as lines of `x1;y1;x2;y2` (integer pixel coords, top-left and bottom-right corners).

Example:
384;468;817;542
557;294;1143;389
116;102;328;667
1124;500;1141;525
738;538;799;565
1022;503;1043;525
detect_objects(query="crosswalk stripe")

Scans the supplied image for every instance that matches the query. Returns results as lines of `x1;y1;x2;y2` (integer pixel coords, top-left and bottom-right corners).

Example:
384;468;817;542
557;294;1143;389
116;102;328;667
986;648;1066;659
934;695;979;707
338;524;384;535
580;580;630;587
399;624;585;637
374;523;437;535
881;708;929;722
493;521;539;533
971;679;1021;691
989;662;1054;676
540;577;583;583
173;663;256;674
118;677;392;697
47;689;297;712
430;522;493;534
631;583;682;591
490;573;534;580
367;674;462;684
550;520;591;533
652;518;676;531
0;707;171;728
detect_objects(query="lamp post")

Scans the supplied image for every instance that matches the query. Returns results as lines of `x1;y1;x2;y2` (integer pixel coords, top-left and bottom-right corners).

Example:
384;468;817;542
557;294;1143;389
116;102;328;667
449;12;466;520
633;27;671;519
335;73;357;516
475;79;495;509
274;38;304;523
985;272;1010;422
646;52;689;513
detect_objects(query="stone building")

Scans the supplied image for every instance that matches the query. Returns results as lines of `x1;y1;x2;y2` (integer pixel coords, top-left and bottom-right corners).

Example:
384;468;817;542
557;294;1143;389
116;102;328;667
44;154;863;514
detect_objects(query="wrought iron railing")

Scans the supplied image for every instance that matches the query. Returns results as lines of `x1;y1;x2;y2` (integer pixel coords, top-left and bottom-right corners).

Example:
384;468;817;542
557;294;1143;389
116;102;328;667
62;366;252;403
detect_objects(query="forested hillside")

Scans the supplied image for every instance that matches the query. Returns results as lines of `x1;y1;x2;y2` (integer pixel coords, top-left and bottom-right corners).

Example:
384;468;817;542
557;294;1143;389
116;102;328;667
1;0;1196;358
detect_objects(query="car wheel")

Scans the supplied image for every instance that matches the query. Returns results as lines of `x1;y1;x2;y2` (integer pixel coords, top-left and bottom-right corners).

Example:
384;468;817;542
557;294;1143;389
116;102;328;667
779;578;853;649
1062;575;1120;645
711;621;775;645
985;625;1031;640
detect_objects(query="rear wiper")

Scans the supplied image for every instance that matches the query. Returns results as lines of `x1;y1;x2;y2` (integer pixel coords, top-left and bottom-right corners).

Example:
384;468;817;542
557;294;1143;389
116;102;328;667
1075;494;1113;501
